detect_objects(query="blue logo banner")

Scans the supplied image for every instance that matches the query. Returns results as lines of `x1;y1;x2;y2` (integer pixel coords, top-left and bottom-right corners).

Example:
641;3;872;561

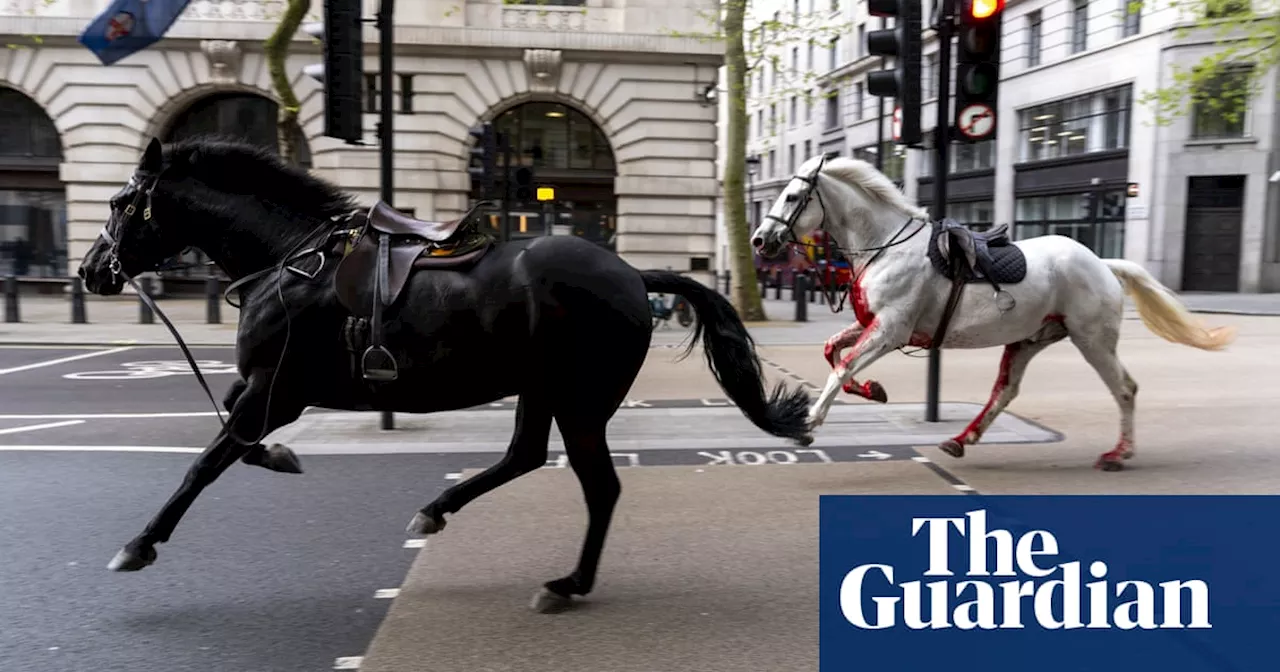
819;495;1280;671
78;0;193;66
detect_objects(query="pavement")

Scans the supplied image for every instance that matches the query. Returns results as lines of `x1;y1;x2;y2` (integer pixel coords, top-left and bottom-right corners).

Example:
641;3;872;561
3;286;1280;671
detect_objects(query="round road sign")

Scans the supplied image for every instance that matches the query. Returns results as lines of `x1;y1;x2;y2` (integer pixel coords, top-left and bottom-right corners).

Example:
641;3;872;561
957;103;995;140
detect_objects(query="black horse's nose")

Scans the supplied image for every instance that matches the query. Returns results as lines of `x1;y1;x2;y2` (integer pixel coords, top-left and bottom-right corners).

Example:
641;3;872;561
751;236;764;248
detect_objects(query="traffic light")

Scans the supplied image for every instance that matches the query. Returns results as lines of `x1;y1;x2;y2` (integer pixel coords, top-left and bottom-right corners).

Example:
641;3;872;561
865;0;922;146
512;166;536;202
301;0;363;144
953;0;1004;143
468;122;498;198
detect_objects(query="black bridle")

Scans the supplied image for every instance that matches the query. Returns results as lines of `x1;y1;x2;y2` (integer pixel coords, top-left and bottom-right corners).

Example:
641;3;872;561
762;156;927;313
97;168;348;448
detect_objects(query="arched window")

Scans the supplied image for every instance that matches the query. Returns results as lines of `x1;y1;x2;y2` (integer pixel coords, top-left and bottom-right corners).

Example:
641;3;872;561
164;92;312;168
0;88;66;278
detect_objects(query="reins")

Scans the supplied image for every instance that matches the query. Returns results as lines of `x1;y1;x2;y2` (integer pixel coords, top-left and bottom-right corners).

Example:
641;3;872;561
100;170;357;448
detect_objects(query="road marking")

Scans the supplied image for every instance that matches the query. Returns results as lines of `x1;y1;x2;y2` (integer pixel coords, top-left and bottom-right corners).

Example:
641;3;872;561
0;412;221;420
444;472;462;480
911;456;932;463
402;539;426;549
333;657;363;670
374;588;400;599
0;445;202;454
952;484;976;492
0;346;133;376
0;420;85;436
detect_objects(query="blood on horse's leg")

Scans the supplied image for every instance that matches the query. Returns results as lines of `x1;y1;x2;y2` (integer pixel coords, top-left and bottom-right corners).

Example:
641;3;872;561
1070;334;1138;471
823;324;886;402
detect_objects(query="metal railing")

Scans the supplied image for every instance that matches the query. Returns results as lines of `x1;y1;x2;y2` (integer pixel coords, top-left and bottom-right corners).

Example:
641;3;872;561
2;274;225;324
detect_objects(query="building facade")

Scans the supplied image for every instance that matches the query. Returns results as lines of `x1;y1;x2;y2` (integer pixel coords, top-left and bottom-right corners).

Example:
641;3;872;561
1;0;724;289
720;0;1280;292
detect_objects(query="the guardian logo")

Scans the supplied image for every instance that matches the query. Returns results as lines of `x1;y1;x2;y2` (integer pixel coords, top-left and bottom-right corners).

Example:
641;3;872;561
840;509;1212;631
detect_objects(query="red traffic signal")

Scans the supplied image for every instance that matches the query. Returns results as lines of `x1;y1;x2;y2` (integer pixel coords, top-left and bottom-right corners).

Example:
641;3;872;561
967;0;1004;20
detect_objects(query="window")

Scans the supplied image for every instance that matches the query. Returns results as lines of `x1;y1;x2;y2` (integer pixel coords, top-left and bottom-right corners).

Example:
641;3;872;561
1018;84;1132;161
807;40;815;70
856;24;865;59
1071;0;1088;53
1026;11;1042;66
792;46;800;75
756;109;764;137
1190;65;1252;139
804;139;812;160
924;52;937;98
788;144;797;173
830;37;839;70
1121;0;1140;37
1015;191;1125;258
1206;0;1249;18
771;56;780;88
793;0;800;18
805;92;813;122
399;74;414;114
770;103;778;134
854;82;864;121
852;141;906;182
947;201;995;230
768;149;777;177
825;91;841;129
0;190;66;278
918;139;995;176
790;96;798;127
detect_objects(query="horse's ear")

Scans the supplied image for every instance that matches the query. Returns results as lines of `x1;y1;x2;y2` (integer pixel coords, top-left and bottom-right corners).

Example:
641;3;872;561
141;137;163;172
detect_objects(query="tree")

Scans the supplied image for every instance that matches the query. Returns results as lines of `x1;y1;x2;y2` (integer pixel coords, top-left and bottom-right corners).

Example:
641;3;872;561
1134;0;1278;128
264;0;312;166
667;1;854;322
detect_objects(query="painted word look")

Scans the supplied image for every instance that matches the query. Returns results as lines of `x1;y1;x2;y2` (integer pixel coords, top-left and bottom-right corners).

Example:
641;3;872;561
839;509;1211;630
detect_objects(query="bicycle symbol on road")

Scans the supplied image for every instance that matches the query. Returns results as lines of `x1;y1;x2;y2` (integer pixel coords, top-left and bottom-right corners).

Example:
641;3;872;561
63;360;240;380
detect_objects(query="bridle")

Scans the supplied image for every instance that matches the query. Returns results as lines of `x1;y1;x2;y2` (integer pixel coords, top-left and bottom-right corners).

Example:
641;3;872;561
763;156;927;313
96;167;347;449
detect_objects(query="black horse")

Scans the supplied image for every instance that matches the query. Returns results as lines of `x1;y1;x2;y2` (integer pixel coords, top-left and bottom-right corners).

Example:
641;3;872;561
77;136;813;611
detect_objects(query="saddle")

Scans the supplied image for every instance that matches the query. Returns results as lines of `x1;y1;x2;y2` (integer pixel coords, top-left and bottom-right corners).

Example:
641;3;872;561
922;218;1028;350
333;200;493;382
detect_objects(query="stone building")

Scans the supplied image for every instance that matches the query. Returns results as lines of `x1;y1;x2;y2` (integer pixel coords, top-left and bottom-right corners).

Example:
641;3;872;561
0;0;724;289
723;0;1280;292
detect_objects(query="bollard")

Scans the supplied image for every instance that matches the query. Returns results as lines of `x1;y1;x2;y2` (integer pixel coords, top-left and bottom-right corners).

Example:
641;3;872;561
811;274;819;303
3;275;18;323
70;277;87;324
381;410;395;430
205;275;221;324
760;274;768;297
774;271;782;300
794;274;808;322
138;276;154;324
722;269;731;295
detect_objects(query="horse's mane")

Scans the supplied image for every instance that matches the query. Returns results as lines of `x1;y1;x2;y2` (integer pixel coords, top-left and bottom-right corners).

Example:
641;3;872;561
161;135;359;220
819;157;931;220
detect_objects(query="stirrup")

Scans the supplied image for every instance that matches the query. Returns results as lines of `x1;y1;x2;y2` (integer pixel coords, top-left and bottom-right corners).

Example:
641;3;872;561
361;345;399;382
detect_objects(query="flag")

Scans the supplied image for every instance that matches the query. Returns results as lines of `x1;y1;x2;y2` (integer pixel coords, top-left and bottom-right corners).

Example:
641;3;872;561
78;0;194;66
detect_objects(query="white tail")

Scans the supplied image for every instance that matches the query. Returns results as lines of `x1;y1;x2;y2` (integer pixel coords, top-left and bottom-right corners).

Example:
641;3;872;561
1104;259;1236;351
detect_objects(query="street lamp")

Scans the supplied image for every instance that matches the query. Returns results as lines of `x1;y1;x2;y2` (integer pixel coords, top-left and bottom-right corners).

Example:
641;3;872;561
745;154;761;229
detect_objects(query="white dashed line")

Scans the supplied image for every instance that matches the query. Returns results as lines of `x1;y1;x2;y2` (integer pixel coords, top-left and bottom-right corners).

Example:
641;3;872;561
333;656;363;670
402;538;426;548
911;456;932;463
444;472;462;480
374;588;400;599
0;420;85;436
952;484;976;492
0;346;133;376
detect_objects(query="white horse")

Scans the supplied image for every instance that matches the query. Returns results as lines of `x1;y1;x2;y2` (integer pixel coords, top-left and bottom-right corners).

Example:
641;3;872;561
750;154;1236;470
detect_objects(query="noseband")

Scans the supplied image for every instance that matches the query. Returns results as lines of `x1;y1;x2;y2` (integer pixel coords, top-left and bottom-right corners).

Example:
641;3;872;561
100;170;163;279
765;158;926;312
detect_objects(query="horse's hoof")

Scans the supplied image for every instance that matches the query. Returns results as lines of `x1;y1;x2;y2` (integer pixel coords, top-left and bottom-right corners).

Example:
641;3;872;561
107;543;156;572
1095;457;1125;472
530;587;575;614
792;433;815;447
866;381;888;403
938;439;965;459
405;511;446;535
261;443;304;474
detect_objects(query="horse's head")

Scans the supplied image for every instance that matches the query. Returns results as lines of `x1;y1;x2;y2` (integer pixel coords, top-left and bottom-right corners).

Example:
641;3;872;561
78;137;188;295
751;154;930;258
750;154;830;259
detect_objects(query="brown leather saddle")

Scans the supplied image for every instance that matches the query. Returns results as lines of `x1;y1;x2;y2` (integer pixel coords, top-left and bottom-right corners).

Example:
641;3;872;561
333;200;493;382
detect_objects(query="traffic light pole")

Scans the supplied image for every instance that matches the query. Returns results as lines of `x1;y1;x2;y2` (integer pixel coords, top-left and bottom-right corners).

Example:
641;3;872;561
501;136;513;243
926;0;954;423
378;0;396;432
874;17;886;171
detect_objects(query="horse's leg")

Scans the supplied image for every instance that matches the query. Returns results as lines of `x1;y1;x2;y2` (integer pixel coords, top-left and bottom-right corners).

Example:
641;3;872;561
533;412;620;613
824;323;887;402
807;315;908;429
221;378;303;474
108;372;305;571
406;394;553;535
937;323;1068;458
1069;328;1138;471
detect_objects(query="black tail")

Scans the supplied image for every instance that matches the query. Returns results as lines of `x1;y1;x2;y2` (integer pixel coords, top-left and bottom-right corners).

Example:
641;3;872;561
640;270;812;442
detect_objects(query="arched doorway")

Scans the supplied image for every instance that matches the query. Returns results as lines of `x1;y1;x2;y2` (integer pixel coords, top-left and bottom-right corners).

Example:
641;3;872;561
469;101;617;249
0;87;66;281
160;92;311;290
